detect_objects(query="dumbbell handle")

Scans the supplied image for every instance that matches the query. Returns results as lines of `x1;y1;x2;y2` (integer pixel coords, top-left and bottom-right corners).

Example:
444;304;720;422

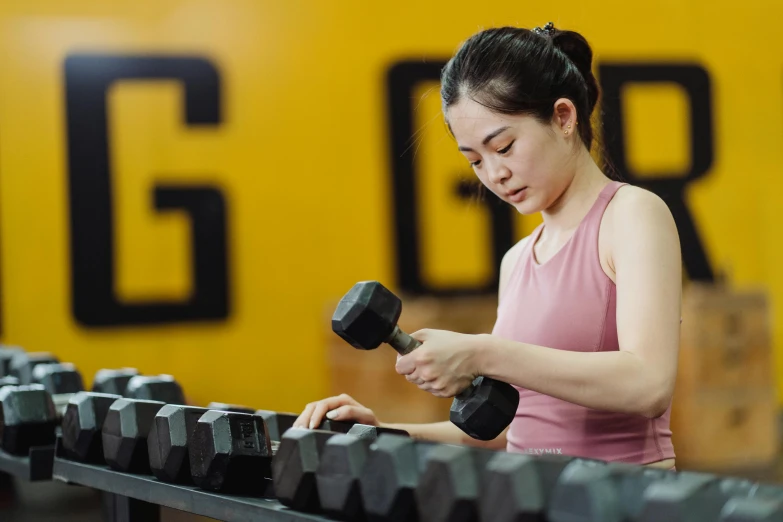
384;325;421;356
384;325;473;401
52;392;75;417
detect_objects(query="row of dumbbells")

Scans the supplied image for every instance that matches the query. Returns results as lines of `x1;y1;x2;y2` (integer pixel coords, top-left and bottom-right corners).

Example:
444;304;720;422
0;346;189;453
3;343;783;522
0;345;423;519
58;380;409;506
57;386;783;522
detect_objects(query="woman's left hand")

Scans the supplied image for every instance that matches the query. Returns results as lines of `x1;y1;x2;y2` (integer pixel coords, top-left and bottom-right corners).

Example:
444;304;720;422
395;329;484;398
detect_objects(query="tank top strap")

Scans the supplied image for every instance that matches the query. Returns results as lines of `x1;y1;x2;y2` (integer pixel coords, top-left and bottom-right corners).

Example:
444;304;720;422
571;181;628;258
585;181;627;232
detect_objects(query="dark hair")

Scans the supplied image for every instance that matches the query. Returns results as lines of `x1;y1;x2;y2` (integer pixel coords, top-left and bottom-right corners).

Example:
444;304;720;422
440;23;621;180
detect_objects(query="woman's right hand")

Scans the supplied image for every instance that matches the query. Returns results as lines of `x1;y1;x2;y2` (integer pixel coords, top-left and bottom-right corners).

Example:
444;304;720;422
292;393;381;429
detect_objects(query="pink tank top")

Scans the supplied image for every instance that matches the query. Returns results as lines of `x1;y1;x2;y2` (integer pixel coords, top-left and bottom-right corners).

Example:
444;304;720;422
492;181;675;464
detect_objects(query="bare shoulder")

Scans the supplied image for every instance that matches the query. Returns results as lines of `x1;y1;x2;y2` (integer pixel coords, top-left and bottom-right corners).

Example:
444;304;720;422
605;185;678;235
603;184;681;270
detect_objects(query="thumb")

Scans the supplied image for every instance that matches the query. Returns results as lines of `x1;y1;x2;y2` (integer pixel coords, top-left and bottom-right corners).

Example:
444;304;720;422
410;329;429;343
395;353;416;375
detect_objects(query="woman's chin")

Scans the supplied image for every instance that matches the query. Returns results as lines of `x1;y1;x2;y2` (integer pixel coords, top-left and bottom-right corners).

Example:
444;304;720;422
509;198;539;215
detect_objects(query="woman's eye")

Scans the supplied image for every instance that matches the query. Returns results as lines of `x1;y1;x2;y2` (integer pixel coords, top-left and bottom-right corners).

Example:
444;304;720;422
470;159;482;167
498;141;514;154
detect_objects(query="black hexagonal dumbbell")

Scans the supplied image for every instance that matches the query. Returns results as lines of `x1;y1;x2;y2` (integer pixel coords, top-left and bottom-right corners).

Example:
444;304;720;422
62;373;187;466
102;398;167;473
92;368;140;396
635;470;725;522
332;281;519;441
189;410;274;494
315;425;410;521
720;480;783;522
61;391;122;463
148;405;210;483
123;374;185;405
273;425;409;514
410;444;588;522
634;471;783;522
542;460;783;522
149;405;302;485
414;444;501;522
10;352;59;385
206;402;255;414
31;362;84;416
187;410;358;494
479;450;584;522
0;384;58;455
0;345;24;376
254;409;298;440
538;458;625;522
360;434;454;522
206;403;307;439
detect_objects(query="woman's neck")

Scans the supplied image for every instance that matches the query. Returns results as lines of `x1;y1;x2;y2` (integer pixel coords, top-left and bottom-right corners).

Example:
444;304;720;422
540;150;612;234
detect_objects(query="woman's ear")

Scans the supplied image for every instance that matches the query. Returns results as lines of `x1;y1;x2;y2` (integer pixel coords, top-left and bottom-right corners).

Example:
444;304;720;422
553;98;578;133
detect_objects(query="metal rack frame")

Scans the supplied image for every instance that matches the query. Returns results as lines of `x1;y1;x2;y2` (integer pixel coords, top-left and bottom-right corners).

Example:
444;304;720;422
0;438;328;522
0;445;54;481
50;439;327;522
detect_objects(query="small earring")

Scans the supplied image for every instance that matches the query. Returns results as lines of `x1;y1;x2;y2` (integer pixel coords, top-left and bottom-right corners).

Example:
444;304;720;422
564;130;569;135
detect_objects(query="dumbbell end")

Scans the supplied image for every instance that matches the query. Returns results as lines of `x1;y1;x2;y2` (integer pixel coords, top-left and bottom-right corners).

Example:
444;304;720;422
61;392;122;464
331;281;402;350
449;376;519;441
1;423;57;455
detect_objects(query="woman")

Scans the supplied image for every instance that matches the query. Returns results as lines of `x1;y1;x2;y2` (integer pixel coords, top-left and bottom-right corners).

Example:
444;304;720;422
295;22;680;470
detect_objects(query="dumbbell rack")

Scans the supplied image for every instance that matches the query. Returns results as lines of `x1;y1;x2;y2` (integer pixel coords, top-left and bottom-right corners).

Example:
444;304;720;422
1;438;330;522
0;444;54;481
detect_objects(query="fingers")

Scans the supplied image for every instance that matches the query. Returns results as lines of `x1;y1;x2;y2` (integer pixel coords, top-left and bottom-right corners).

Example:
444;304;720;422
406;374;425;386
406;376;459;398
325;404;378;426
293;402;317;429
293;395;350;428
310;399;335;429
324;404;353;421
293;394;357;429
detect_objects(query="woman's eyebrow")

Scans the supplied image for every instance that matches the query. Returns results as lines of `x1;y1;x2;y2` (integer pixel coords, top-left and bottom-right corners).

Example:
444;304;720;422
457;126;511;152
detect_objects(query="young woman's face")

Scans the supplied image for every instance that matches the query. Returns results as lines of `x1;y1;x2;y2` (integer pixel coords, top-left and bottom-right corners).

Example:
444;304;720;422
446;96;576;214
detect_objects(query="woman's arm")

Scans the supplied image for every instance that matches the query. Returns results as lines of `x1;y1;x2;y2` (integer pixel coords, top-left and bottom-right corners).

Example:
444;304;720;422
293;393;508;449
478;188;681;418
397;188;682;419
292;236;527;449
382;421;508;450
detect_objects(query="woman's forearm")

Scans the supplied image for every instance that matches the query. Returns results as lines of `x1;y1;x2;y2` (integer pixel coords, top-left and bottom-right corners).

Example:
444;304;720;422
477;334;670;418
380;421;507;450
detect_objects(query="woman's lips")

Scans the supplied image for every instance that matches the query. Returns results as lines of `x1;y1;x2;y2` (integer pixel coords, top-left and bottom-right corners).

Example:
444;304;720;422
507;187;527;203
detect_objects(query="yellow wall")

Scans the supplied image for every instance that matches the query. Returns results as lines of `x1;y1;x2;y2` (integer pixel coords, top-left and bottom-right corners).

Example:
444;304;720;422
0;0;781;411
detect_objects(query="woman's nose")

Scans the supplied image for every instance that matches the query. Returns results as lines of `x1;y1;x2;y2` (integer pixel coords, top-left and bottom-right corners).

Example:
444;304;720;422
487;161;511;185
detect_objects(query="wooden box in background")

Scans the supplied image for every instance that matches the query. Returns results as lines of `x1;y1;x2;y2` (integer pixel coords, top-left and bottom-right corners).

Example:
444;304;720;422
672;282;779;470
677;284;773;393
325;294;499;425
672;388;778;469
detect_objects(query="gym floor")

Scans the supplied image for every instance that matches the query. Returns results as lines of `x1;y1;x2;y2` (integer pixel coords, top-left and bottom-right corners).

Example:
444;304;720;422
2;458;783;522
